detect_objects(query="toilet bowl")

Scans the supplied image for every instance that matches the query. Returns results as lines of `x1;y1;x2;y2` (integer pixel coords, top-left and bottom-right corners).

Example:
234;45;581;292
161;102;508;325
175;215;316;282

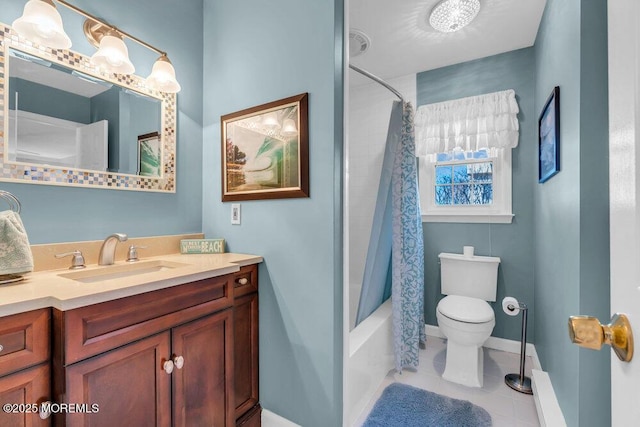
436;295;495;388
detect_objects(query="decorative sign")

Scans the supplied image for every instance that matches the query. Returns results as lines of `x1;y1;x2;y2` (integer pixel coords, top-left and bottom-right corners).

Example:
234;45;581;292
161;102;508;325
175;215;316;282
180;239;225;254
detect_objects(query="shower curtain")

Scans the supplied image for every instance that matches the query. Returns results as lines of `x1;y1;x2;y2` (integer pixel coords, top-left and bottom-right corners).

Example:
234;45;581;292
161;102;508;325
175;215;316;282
356;101;425;372
391;102;425;372
355;102;402;326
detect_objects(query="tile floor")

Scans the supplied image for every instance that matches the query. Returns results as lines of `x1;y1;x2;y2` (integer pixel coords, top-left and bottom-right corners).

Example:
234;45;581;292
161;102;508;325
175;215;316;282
354;337;540;426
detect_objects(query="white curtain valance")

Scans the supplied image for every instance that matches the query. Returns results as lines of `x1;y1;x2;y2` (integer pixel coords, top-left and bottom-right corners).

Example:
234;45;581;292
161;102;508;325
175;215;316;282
415;89;519;156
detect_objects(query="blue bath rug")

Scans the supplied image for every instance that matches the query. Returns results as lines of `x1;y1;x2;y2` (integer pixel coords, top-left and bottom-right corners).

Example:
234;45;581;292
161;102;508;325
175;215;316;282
363;383;492;427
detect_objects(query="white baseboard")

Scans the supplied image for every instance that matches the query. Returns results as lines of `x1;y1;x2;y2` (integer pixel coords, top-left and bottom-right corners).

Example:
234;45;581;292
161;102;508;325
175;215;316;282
262;409;301;427
532;370;567;427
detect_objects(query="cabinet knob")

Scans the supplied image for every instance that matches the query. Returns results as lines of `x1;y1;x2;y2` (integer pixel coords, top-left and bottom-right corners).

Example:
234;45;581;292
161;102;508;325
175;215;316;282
173;355;184;369
39;401;52;419
163;360;174;374
236;277;248;285
0;344;3;353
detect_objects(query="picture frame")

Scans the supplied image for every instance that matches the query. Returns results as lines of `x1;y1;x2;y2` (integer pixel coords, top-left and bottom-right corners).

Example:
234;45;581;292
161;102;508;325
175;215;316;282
538;86;560;183
221;93;309;201
137;132;162;177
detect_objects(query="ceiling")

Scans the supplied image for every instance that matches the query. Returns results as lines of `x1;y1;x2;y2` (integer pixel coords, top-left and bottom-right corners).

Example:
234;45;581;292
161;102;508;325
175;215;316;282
349;0;546;85
10;52;110;98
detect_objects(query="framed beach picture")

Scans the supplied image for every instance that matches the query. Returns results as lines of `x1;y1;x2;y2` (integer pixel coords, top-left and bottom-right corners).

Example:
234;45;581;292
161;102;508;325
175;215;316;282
538;86;560;183
137;132;162;177
221;93;309;201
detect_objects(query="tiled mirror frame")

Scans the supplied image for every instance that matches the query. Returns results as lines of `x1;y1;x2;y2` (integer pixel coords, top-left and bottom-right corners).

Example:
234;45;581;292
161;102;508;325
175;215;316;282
0;23;176;192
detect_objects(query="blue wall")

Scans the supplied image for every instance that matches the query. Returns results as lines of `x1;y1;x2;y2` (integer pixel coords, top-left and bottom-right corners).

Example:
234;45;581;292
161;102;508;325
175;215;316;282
417;47;537;342
201;1;344;426
534;0;610;426
9;78;91;123
0;0;203;244
90;88;121;172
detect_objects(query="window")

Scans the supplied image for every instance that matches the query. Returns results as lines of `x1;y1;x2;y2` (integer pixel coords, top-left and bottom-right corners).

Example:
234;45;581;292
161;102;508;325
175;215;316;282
414;90;519;224
434;149;493;206
418;148;513;223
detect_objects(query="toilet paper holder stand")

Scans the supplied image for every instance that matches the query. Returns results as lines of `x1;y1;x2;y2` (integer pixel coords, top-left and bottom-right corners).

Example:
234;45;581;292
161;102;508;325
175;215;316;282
504;300;533;395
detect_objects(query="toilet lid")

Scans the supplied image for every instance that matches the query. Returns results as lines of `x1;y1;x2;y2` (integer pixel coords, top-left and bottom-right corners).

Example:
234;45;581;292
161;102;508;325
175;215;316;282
437;295;494;323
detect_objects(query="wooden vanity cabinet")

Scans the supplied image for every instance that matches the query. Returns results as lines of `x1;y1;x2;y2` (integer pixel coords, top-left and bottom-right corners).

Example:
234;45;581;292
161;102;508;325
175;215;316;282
232;265;261;426
0;308;52;427
52;267;259;427
63;309;233;427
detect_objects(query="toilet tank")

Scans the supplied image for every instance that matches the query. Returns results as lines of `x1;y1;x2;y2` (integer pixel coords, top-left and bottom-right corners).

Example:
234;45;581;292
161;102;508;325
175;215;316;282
439;252;501;301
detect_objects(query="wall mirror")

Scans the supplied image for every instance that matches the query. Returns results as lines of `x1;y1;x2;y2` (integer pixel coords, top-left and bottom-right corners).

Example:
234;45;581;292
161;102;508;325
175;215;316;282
0;23;176;192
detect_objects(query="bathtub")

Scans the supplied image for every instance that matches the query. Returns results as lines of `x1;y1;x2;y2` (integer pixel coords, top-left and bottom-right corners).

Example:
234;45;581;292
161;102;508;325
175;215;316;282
345;298;394;426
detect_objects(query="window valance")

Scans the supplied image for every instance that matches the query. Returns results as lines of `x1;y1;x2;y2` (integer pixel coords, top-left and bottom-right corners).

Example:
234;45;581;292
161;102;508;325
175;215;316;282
415;89;519;156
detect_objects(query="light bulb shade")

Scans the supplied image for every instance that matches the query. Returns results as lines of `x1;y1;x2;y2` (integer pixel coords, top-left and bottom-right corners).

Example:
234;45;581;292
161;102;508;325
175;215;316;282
146;55;181;93
12;0;72;49
90;34;135;75
429;0;481;33
262;112;280;129
281;119;298;136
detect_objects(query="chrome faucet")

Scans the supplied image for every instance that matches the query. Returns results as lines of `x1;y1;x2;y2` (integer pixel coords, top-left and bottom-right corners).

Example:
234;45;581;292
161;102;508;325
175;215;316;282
98;233;128;265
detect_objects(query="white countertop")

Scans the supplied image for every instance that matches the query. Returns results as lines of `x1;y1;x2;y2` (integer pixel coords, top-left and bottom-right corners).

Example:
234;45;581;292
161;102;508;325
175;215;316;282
0;252;263;317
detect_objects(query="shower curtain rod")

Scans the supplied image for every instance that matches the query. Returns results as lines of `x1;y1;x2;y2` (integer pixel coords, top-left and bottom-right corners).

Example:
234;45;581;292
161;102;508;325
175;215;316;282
349;64;405;103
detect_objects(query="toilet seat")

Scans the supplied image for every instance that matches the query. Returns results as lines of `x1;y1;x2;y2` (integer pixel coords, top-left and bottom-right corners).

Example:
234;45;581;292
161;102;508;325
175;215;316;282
437;295;494;324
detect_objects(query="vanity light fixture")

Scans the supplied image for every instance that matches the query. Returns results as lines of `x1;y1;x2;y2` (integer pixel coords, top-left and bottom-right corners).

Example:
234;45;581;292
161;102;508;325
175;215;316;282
429;0;481;33
12;0;181;92
11;0;71;49
89;31;135;75
145;54;181;93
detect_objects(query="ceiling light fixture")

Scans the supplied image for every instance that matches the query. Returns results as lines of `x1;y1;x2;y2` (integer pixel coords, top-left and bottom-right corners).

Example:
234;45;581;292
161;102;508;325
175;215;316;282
429;0;481;33
12;0;181;92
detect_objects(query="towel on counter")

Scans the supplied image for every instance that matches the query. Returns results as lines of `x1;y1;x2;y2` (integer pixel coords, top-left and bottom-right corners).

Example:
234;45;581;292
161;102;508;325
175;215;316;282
0;210;34;275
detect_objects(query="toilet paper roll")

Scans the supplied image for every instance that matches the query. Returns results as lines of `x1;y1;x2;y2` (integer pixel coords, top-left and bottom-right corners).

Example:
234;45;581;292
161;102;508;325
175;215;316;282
502;297;520;316
463;246;474;257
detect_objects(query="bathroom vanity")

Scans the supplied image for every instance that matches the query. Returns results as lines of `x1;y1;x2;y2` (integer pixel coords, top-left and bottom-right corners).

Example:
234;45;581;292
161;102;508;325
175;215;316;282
0;252;262;427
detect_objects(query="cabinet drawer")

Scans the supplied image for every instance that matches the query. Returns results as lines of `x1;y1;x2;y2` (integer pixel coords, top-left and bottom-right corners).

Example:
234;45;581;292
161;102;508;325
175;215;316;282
60;275;232;364
0;309;50;377
233;264;258;298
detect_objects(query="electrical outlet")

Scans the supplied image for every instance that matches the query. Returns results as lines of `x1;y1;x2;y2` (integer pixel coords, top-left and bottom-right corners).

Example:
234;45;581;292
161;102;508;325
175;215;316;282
231;204;241;225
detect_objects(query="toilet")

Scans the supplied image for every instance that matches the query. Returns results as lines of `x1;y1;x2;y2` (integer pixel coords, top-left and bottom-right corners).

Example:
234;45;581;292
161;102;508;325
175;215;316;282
436;248;500;388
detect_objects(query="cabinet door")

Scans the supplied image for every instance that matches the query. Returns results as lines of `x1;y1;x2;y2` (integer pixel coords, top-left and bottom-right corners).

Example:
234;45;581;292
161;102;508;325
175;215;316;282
0;363;51;427
233;293;259;421
65;332;171;427
172;309;234;427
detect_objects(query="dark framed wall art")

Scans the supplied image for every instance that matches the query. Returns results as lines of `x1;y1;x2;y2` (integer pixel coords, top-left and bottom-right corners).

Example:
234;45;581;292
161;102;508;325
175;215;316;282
538;86;560;183
221;93;309;201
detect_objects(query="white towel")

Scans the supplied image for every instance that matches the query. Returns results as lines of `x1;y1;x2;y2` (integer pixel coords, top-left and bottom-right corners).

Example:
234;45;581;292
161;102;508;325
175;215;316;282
0;210;34;275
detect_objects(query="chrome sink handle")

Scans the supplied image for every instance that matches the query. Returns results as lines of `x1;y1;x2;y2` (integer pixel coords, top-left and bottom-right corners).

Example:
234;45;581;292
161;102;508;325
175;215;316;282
98;233;128;265
126;245;148;263
55;250;86;269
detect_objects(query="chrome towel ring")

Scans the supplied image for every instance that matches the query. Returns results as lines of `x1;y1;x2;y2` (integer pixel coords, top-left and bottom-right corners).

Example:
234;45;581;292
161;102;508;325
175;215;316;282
0;190;21;213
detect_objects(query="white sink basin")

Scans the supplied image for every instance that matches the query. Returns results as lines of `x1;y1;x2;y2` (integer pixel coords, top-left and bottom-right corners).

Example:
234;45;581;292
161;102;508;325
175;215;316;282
59;260;189;283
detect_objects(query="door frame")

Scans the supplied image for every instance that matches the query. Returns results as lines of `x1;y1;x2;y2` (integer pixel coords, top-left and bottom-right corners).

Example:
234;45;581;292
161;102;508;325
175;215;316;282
608;0;640;425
